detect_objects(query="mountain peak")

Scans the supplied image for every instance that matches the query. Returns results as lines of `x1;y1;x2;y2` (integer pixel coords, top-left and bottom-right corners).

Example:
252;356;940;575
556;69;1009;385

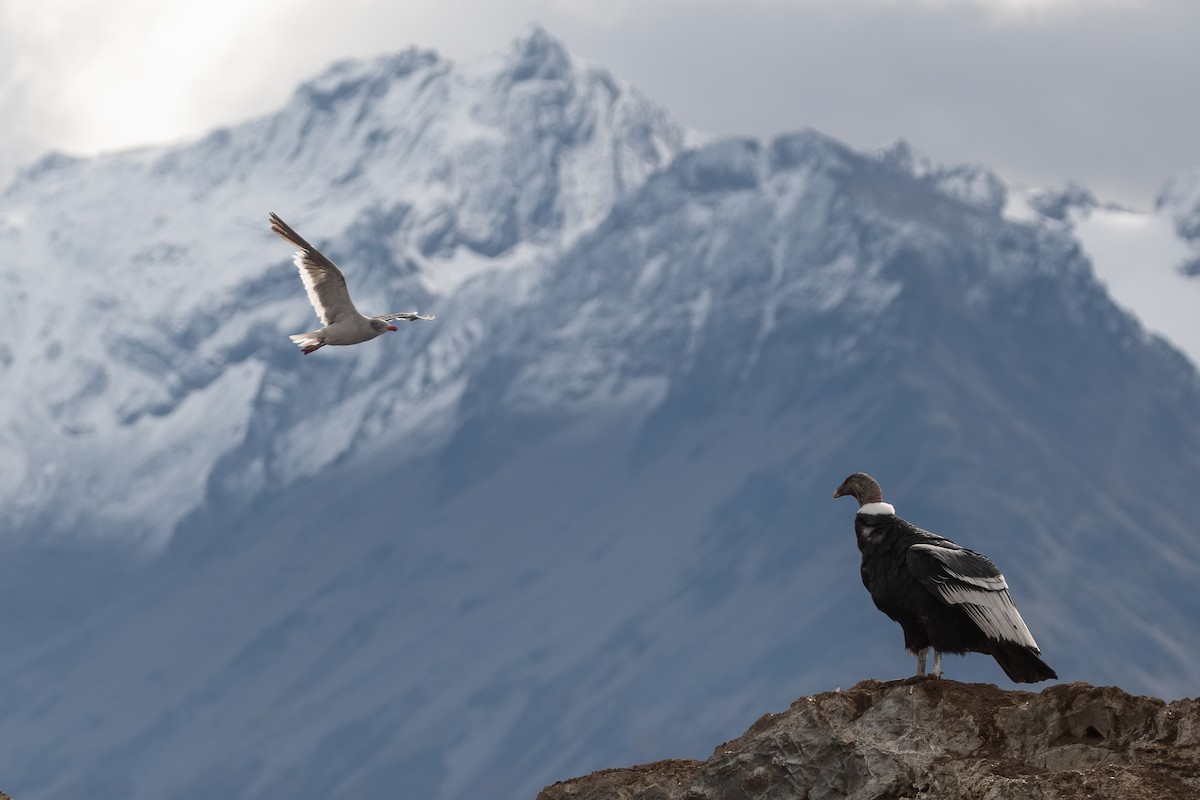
1158;166;1200;242
769;127;855;172
876;137;933;177
293;45;444;112
505;24;572;82
1025;181;1100;221
539;679;1200;800
872;138;1007;212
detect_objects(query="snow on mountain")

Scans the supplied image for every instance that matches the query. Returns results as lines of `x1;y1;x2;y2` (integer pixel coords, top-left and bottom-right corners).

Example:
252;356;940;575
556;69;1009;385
1004;180;1200;369
1;26;1199;800
1157;166;1200;278
1073;207;1200;369
1158;166;1200;241
0;25;687;548
876;138;1007;212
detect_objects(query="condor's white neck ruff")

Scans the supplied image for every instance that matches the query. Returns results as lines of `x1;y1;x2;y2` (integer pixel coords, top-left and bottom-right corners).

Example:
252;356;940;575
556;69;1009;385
857;502;896;516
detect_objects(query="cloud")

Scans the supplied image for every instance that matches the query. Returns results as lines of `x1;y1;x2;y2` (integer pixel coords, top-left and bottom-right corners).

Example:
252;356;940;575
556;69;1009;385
538;0;1196;205
867;0;1143;19
0;0;1195;208
531;0;1149;27
0;0;539;178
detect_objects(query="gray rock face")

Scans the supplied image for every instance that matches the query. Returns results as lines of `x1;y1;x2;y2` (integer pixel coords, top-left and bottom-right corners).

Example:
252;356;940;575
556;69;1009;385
538;680;1200;800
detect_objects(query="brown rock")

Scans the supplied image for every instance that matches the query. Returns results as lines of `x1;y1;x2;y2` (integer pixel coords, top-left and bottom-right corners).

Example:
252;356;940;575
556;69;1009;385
537;679;1200;800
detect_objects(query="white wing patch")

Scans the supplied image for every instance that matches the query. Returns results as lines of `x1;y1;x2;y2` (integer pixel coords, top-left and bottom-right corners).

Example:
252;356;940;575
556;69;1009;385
295;253;328;324
909;543;1041;650
293;252;358;326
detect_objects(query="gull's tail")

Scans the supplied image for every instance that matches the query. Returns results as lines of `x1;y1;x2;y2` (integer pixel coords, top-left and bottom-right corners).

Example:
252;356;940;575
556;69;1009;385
289;332;325;355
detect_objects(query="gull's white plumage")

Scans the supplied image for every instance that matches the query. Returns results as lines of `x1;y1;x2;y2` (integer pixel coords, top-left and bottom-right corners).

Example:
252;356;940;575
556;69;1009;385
269;212;433;354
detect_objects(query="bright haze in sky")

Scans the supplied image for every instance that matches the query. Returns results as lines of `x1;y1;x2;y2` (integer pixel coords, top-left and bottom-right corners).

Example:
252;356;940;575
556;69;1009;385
0;0;1196;208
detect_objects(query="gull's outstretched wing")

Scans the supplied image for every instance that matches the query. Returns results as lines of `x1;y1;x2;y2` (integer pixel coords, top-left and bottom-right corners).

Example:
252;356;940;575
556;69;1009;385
379;312;436;322
269;212;360;326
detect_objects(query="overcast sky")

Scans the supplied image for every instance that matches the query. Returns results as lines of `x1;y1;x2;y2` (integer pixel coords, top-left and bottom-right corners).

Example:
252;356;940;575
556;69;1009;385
1;0;1196;208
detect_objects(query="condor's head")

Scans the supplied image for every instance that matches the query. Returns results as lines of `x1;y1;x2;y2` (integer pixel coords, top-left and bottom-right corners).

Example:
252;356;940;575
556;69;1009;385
833;472;884;507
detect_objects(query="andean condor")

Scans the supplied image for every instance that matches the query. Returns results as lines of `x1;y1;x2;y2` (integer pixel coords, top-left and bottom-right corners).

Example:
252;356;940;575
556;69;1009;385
833;472;1057;683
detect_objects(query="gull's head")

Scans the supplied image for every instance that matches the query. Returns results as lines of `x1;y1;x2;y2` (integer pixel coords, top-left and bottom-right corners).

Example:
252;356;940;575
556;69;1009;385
371;318;399;333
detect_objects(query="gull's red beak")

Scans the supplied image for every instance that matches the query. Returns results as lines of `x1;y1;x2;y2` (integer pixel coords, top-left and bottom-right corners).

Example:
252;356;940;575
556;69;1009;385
387;325;398;331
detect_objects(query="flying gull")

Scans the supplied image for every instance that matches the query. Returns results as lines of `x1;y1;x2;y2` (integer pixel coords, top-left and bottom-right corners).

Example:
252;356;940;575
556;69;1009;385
270;212;433;354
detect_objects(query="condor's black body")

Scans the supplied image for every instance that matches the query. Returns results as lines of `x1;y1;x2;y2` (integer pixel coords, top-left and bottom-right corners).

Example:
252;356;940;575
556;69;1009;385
835;472;1057;684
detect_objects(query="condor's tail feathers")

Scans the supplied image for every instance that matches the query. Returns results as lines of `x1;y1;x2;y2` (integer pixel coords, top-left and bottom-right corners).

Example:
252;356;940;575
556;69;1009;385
990;641;1058;683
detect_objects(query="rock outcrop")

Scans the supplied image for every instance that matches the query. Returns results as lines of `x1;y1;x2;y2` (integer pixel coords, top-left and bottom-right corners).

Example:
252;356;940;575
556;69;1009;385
538;679;1200;800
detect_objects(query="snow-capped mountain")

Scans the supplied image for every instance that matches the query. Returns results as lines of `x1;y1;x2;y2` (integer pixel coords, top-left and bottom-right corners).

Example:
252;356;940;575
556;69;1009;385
1;26;1198;800
0;26;687;548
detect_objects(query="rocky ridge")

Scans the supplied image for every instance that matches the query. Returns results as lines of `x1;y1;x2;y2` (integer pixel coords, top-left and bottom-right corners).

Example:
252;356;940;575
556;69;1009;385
539;679;1200;800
